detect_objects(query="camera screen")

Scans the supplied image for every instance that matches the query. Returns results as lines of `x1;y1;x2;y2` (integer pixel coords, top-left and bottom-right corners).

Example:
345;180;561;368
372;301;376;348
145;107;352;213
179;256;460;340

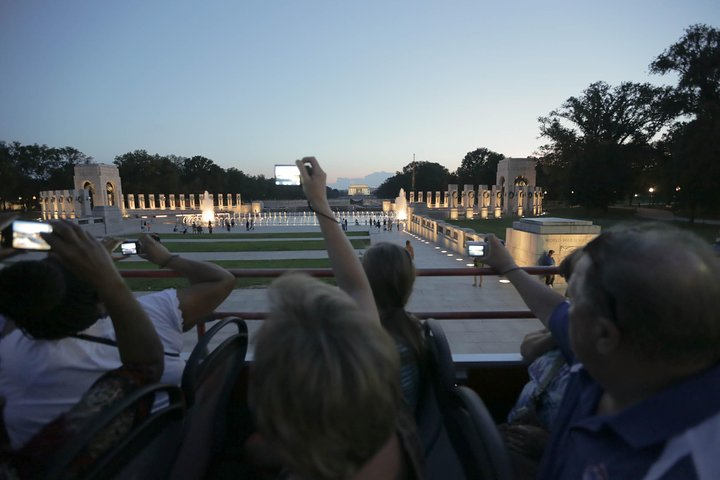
274;165;301;186
467;242;486;257
11;220;52;250
121;241;138;255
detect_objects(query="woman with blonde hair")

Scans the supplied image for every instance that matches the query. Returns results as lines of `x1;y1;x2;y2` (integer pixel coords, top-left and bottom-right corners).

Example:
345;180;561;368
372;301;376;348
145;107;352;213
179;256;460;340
250;157;423;480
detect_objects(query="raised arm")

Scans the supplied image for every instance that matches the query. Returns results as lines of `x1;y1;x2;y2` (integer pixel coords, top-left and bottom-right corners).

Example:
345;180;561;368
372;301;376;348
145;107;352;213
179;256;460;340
296;157;380;323
42;221;163;381
137;234;236;331
483;234;565;328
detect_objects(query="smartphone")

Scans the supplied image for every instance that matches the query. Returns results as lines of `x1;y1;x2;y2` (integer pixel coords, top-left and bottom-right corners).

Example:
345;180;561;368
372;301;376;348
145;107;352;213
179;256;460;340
467;241;489;258
120;241;139;255
274;164;301;186
0;220;53;250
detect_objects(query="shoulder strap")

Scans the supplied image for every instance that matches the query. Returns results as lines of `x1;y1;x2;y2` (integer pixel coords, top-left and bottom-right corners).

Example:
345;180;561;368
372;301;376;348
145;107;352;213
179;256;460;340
71;333;180;358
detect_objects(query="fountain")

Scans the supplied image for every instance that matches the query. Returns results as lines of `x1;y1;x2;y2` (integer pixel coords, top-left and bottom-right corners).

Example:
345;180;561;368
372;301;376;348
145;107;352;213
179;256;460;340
200;191;215;224
395;188;408;222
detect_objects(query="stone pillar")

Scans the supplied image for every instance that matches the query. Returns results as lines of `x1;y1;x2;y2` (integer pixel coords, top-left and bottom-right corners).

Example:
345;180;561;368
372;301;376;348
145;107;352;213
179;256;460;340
226;194;233;208
409;191;415;203
491;186;502;218
466;187;476;219
71;190;82;219
235;194;242;210
138;194;146;209
57;191;65;219
79;188;93;217
148;194;156;210
417;191;424;204
168;194;175;209
127;194;135;210
217;193;224;209
189;194;196;209
534;188;544;215
427;192;433;208
158;194;166;210
447;185;459;219
478;186;489;219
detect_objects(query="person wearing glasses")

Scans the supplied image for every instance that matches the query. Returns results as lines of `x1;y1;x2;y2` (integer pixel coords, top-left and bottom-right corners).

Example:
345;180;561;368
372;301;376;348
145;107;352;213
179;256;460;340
483;226;720;480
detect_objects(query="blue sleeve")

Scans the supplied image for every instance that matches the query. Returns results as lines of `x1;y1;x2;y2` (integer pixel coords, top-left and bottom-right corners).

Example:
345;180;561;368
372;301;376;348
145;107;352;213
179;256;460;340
548;302;576;364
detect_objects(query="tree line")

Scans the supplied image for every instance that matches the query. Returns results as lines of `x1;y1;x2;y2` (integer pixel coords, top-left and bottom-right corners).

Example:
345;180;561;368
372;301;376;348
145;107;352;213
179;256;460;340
0;146;340;211
2;24;718;220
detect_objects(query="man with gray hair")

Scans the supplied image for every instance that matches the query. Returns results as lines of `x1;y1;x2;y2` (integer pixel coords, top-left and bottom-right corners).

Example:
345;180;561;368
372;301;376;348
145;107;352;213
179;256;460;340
484;225;720;479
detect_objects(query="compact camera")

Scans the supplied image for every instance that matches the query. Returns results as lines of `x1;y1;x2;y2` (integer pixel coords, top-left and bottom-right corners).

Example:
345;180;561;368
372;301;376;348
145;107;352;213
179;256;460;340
274;165;301;186
274;162;313;186
0;220;53;251
467;241;489;258
120;241;140;255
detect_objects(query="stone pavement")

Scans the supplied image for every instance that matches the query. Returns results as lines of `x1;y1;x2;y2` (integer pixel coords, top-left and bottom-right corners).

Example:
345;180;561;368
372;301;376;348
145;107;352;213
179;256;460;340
125;220;555;358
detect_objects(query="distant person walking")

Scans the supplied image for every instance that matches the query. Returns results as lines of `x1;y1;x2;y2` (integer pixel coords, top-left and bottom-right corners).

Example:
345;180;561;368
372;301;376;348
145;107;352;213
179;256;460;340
538;250;556;286
405;240;414;260
473;256;485;287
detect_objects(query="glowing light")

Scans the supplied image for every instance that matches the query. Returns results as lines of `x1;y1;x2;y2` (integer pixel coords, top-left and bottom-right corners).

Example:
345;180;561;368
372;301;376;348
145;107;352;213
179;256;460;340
200;191;215;223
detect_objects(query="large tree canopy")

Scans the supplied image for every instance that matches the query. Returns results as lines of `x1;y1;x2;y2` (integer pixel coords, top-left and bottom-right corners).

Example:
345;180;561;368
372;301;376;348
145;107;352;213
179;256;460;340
454;148;505;187
650;23;720;118
538;81;675;209
0;142;91;210
650;24;720;221
375;161;452;198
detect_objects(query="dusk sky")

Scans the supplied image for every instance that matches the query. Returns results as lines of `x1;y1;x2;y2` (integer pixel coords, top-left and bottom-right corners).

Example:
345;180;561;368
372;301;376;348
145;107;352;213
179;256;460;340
1;1;718;185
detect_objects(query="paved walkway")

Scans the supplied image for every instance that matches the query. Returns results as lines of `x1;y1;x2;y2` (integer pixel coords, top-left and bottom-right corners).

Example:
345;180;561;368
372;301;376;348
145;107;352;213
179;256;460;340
121;221;553;358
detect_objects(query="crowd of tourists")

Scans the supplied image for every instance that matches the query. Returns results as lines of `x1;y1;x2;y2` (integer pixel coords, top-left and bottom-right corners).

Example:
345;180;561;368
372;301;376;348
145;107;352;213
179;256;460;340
0;157;718;479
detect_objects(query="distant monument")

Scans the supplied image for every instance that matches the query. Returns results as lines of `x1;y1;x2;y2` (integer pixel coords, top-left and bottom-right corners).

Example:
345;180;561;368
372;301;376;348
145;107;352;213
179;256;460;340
403;157;544;219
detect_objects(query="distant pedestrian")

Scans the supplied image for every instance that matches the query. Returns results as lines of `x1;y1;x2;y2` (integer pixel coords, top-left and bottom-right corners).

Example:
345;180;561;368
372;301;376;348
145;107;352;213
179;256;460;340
538;250;556;286
405;240;414;260
208;220;213;234
473;256;485;287
246;219;250;231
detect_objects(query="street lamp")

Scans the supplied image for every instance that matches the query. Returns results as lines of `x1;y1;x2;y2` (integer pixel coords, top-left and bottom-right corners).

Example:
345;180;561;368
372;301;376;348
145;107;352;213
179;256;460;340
648;187;655;206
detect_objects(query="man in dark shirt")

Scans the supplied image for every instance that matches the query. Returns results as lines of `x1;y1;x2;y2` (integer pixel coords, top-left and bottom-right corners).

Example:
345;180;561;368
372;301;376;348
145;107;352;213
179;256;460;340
484;226;720;479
